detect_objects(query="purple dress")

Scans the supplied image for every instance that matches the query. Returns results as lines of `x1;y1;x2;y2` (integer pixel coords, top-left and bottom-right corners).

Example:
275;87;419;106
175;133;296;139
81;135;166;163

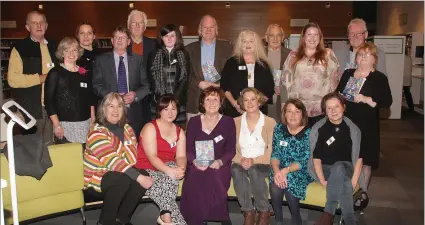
180;115;236;224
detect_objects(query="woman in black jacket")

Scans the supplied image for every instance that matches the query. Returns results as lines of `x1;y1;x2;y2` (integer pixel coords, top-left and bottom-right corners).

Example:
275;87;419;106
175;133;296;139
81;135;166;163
221;29;274;118
148;24;189;122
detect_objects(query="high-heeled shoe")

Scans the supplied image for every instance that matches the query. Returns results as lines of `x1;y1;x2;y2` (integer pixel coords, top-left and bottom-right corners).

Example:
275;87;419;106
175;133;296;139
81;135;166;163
157;216;174;225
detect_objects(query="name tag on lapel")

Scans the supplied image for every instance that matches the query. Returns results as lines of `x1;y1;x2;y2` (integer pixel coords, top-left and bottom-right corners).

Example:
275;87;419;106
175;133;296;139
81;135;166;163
238;66;246;70
124;140;132;146
80;82;87;88
214;135;224;143
46;62;55;68
326;136;335;146
280;140;288;147
170;141;177;148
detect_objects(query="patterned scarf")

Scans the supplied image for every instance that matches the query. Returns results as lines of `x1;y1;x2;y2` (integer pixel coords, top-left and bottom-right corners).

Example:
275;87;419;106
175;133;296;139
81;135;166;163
151;47;187;95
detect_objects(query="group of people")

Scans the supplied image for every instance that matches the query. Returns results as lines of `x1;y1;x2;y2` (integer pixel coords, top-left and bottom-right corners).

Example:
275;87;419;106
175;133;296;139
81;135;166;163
6;8;393;225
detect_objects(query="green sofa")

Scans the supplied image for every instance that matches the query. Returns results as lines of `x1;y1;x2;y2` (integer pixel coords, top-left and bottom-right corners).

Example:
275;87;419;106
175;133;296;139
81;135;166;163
1;143;85;224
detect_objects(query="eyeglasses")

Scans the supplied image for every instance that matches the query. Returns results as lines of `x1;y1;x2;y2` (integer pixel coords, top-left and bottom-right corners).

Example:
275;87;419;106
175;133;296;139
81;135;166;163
130;21;145;27
114;36;128;40
267;34;283;39
29;21;46;27
348;31;366;38
358;53;372;58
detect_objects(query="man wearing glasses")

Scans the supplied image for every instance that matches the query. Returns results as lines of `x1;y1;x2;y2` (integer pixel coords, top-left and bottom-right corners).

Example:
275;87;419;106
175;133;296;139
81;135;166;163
264;24;291;121
333;18;387;75
92;25;150;137
126;10;157;127
8;11;56;144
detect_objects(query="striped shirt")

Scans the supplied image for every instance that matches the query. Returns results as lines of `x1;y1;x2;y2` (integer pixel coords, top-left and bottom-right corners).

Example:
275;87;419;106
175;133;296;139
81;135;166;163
83;123;138;192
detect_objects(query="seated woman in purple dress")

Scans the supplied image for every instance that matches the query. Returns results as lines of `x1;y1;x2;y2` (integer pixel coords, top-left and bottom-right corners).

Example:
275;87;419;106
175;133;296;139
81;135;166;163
180;86;236;225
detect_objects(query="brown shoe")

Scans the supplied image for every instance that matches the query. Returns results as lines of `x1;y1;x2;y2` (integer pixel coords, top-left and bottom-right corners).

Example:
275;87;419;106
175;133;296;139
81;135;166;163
257;211;270;225
243;210;255;225
315;212;334;225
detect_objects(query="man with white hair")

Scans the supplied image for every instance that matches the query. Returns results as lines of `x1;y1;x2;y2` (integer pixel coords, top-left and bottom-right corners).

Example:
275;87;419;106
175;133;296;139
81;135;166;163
264;24;291;121
185;14;233;122
126;9;156;126
8;11;56;144
333;18;387;74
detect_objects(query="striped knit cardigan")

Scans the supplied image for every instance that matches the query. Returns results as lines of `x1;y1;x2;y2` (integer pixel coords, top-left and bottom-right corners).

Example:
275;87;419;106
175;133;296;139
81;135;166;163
83;123;138;192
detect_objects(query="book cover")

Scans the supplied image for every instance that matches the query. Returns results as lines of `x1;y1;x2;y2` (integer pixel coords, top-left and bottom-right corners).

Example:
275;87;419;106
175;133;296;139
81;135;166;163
195;140;215;166
342;76;366;102
202;61;221;83
272;69;282;87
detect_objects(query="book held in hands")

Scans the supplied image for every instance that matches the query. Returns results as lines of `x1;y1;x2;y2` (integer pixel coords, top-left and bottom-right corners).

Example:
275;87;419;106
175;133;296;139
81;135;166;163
202;61;221;83
195;140;215;166
341;76;366;102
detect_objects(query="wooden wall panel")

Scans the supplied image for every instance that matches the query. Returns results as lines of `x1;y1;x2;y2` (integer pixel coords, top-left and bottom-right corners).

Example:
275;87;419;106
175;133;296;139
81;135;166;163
1;1;353;42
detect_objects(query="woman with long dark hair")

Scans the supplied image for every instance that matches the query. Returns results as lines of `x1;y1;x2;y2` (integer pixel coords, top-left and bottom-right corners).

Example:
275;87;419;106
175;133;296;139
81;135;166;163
149;24;189;122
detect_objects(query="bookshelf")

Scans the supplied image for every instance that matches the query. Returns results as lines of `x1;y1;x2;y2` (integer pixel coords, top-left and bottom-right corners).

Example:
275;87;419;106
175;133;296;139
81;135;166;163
1;38;20;101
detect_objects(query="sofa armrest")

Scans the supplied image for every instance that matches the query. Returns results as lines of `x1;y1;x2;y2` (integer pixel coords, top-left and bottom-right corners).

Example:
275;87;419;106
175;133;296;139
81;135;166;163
1;143;84;206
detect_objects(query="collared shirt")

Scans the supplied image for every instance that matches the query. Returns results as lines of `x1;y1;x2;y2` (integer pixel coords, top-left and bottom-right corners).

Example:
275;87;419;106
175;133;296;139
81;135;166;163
113;51;130;91
239;111;266;158
201;38;216;66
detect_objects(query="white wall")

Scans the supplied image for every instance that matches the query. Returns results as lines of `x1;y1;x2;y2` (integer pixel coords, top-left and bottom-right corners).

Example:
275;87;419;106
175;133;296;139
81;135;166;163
377;1;424;35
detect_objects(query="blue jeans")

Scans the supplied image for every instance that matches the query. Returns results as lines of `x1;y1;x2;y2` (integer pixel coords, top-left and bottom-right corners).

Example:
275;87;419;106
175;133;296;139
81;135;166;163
270;182;302;225
323;161;356;225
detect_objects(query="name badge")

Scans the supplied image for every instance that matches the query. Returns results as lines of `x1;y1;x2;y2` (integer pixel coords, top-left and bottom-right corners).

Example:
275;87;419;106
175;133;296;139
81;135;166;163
170;141;177;148
80;82;87;88
46;62;55;68
238;66;246;70
214;135;224;143
280;140;288;147
124;140;132;146
86;58;91;61
326;136;335;146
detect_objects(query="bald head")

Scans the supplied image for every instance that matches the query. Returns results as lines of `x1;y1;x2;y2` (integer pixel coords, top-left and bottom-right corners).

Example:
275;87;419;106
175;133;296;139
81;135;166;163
198;14;218;42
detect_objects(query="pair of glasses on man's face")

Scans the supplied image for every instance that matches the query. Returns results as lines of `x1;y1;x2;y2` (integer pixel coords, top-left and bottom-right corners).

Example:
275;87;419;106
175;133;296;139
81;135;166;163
348;31;366;38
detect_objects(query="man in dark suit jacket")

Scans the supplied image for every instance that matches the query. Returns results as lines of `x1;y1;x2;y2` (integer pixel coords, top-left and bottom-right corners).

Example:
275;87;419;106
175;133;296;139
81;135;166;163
186;15;233;122
92;25;150;137
126;9;157;127
264;24;291;122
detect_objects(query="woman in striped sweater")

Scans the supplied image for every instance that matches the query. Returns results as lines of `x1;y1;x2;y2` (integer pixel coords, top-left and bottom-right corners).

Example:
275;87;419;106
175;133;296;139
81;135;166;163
83;93;153;225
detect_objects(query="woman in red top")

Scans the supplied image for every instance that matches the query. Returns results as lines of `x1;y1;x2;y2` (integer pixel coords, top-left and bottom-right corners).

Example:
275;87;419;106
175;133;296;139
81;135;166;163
135;94;187;225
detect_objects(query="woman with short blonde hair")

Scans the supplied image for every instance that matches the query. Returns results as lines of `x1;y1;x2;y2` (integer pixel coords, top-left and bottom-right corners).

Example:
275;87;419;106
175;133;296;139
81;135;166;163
221;29;275;118
44;37;95;144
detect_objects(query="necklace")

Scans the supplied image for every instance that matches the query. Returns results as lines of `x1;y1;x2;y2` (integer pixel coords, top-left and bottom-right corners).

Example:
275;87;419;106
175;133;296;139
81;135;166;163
203;114;220;134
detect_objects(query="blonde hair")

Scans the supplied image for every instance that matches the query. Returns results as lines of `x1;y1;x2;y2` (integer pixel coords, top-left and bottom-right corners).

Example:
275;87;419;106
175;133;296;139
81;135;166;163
55;37;84;63
96;93;128;126
348;18;367;33
237;88;267;111
265;24;285;41
233;29;270;66
198;14;219;37
127;9;147;29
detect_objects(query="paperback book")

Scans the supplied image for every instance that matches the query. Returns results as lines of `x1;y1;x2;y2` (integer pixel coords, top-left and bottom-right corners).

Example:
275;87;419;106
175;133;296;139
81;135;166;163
202;61;221;83
195;140;215;166
342;76;366;102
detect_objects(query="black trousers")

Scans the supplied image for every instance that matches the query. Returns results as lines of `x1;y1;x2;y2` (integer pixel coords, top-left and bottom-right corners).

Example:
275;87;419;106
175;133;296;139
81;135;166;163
99;171;147;225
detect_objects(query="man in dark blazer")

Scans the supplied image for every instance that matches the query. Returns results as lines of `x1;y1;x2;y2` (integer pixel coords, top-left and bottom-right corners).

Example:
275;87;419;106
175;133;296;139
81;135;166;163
264;24;291;122
126;10;157;127
185;14;233;122
92;25;150;137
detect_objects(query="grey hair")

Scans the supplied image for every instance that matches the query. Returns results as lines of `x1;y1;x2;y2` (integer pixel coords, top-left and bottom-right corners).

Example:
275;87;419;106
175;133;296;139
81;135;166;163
55;37;84;63
265;24;285;38
198;14;219;37
26;11;47;25
96;93;128;126
348;18;367;33
127;9;147;29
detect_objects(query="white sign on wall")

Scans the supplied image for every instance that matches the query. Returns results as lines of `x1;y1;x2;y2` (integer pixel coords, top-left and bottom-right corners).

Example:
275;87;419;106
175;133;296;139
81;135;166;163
370;37;404;54
290;19;309;27
0;21;17;28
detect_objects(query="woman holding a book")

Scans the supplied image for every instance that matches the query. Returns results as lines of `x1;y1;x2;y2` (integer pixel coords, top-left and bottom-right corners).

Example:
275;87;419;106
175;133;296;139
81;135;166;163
180;86;236;225
269;98;312;225
221;29;274;118
231;87;276;225
135;94;187;225
308;92;366;225
281;22;340;127
149;24;189;122
336;42;392;189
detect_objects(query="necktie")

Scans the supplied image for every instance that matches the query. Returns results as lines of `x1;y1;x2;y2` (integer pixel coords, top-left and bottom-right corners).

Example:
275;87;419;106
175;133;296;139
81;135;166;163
117;56;128;94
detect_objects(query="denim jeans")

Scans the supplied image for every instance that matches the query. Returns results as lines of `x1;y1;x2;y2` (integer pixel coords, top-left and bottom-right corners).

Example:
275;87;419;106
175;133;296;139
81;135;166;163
270;182;302;225
231;163;270;212
323;161;357;225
